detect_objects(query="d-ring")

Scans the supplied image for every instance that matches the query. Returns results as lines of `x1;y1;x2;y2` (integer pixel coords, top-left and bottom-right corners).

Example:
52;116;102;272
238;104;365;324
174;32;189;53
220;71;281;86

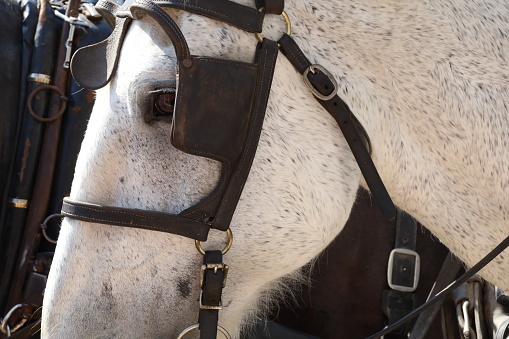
27;85;68;122
195;228;233;255
177;323;231;339
40;214;64;244
255;8;291;43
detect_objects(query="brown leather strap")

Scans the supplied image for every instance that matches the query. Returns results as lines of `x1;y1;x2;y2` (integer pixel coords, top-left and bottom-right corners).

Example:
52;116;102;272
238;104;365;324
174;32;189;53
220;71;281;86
367;233;509;338
73;0;263;90
95;0;120;28
71;16;131;89
61;198;210;240
409;253;463;339
155;0;264;33
198;250;225;339
7;319;41;339
278;33;396;219
210;39;279;231
255;0;284;14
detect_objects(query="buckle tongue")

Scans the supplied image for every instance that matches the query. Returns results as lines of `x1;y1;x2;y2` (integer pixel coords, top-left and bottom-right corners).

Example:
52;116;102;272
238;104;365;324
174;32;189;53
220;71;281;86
387;248;420;292
303;64;338;101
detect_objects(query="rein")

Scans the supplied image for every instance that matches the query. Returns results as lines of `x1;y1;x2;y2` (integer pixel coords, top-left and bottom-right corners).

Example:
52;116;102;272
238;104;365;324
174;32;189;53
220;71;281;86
61;0;509;338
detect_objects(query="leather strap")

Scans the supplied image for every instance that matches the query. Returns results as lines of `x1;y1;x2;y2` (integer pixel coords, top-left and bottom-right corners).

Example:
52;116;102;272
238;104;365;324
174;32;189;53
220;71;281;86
95;0;120;28
210;39;279;231
255;0;284;14
71;16;131;89
199;250;225;339
154;0;263;32
7;319;41;339
73;0;264;90
61;198;209;240
367;232;509;339
278;33;396;219
409;252;463;339
382;211;419;338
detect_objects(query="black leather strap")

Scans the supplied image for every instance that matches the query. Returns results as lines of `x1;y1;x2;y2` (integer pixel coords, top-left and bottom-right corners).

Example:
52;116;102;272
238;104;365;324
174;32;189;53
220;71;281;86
255;0;284;14
95;0;120;28
61;198;210;240
155;0;263;32
368;233;509;339
199;250;225;339
382;211;419;338
71;16;131;89
210;39;279;231
278;33;396;219
409;252;463;339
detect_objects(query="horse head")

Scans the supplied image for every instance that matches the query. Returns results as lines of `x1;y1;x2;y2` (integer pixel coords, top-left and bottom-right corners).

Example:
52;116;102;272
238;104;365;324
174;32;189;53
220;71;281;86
43;0;509;337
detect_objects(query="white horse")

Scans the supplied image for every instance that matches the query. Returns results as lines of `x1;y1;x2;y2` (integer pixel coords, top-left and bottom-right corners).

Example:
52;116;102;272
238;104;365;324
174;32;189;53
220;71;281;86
42;0;509;337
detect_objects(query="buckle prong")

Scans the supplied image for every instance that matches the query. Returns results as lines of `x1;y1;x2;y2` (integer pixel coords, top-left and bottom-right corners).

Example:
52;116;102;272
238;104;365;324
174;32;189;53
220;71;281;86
387;248;420;292
303;64;339;101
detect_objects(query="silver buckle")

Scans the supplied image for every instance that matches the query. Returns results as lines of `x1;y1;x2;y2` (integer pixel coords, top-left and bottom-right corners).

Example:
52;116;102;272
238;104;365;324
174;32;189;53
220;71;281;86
199;291;223;310
303;64;338;101
387;248;420;292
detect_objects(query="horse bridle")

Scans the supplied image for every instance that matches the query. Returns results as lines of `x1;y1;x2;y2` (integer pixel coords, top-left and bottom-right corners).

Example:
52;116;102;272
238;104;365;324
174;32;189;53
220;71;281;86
63;0;509;338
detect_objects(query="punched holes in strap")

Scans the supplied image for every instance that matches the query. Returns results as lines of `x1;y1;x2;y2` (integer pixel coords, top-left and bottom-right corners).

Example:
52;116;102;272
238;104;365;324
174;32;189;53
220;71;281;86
278;33;396;220
387;211;420;292
199;250;228;338
382;211;420;338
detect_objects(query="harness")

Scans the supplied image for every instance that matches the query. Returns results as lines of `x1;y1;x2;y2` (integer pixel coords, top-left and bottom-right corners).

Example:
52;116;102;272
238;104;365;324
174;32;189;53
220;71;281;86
61;0;509;338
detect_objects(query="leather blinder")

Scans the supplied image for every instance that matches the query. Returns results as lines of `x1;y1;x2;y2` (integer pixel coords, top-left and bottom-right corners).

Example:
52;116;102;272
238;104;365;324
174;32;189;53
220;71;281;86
171;57;258;164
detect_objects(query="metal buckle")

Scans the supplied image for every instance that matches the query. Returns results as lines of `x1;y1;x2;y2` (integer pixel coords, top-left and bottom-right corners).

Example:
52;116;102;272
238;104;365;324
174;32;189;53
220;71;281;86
387;248;420;292
199;291;223;310
200;264;229;288
303;64;338;101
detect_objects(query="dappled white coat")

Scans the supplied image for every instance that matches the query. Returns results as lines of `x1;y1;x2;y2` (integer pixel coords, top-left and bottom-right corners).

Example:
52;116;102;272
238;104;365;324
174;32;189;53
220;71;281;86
43;0;509;338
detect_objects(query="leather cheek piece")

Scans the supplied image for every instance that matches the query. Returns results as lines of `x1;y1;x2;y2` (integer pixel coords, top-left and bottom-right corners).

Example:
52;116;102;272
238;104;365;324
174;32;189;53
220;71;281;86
171;57;258;164
70;17;131;90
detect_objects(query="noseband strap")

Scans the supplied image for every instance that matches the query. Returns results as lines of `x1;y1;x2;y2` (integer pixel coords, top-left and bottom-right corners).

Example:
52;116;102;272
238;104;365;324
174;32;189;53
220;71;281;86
61;197;210;240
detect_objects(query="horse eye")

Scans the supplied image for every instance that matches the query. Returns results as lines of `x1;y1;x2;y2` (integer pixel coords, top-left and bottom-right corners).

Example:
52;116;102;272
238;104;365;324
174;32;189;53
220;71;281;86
153;91;175;117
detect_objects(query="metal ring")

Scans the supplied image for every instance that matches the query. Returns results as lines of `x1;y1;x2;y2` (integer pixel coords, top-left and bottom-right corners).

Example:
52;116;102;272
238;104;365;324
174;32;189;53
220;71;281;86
40;214;64;244
176;323;231;339
195;228;233;255
0;304;23;335
255;8;291;43
27;85;68;123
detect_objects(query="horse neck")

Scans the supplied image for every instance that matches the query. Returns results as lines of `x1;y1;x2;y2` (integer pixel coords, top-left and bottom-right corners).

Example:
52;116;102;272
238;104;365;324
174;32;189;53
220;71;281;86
303;0;509;288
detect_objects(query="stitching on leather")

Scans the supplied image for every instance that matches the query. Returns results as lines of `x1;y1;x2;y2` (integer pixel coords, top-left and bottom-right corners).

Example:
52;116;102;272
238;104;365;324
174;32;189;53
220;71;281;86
215;45;276;227
285;40;307;72
193;57;258;69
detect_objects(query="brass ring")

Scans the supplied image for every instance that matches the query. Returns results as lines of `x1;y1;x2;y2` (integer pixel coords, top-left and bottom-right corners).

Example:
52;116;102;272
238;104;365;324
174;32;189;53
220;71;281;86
27;85;68;123
255;8;291;43
195;228;233;255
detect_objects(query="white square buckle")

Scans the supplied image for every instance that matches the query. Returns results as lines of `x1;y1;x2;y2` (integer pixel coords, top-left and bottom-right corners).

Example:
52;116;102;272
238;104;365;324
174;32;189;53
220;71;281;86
387;248;420;292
